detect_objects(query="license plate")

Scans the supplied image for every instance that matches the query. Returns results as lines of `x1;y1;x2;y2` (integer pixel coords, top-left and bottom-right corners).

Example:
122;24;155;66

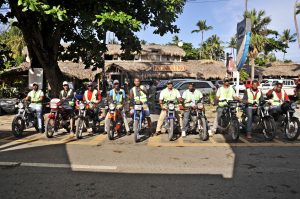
135;105;142;110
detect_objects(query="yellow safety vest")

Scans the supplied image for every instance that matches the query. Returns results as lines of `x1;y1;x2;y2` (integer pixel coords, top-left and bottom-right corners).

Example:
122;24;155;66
133;86;147;103
183;90;203;106
246;89;262;104
30;90;42;104
218;86;234;107
161;88;179;103
84;90;98;103
112;89;125;104
271;90;285;106
60;89;73;98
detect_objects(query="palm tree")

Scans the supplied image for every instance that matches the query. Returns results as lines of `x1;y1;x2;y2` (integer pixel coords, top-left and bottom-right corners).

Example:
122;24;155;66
191;20;213;44
294;1;300;48
244;9;273;79
227;36;237;60
280;29;297;60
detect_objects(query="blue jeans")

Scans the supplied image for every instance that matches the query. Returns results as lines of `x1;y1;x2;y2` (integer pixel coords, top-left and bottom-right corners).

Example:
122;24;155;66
29;104;43;129
246;107;254;134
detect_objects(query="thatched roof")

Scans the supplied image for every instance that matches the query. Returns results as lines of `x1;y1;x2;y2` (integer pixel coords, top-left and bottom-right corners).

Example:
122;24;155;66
106;44;186;57
243;62;300;77
105;60;227;79
0;61;99;80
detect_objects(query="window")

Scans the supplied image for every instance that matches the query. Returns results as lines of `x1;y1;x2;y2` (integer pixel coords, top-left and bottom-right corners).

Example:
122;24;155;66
195;82;211;88
179;83;189;90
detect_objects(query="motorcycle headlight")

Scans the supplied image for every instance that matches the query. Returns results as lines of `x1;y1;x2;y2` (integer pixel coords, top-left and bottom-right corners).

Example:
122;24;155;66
134;104;142;111
18;103;24;109
291;102;297;110
263;103;270;111
79;104;85;110
197;103;204;109
109;103;116;110
230;103;237;109
168;103;175;110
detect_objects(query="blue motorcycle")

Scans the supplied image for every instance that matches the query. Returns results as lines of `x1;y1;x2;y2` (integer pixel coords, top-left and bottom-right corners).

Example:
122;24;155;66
163;100;176;141
133;101;148;143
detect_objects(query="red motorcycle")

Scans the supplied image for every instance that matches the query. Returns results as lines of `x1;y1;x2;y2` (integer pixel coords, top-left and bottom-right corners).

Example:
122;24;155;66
45;98;76;138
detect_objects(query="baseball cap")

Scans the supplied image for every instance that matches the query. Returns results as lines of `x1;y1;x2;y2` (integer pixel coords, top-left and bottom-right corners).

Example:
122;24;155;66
113;80;119;84
276;80;283;85
167;80;173;84
32;82;38;87
223;77;230;82
63;81;68;86
87;82;93;87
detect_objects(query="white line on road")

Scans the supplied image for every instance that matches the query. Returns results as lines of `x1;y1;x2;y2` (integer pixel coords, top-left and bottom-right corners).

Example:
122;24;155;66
0;161;117;171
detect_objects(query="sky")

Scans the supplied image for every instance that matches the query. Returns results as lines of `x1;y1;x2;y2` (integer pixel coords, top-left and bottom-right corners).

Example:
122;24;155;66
135;0;300;63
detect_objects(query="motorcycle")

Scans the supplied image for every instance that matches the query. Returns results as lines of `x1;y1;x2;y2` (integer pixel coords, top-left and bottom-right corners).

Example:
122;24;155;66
12;100;44;137
75;101;102;139
132;101;148;143
217;100;240;142
106;102;125;140
185;102;209;141
163;101;178;141
240;100;276;141
272;101;300;141
45;98;76;138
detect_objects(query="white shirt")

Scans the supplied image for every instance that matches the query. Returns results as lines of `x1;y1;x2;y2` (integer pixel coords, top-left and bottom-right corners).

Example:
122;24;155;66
159;88;181;101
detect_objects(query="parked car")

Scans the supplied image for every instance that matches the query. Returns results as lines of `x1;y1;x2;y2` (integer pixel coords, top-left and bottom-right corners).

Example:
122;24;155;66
214;80;223;89
0;98;19;115
156;79;194;91
155;79;215;103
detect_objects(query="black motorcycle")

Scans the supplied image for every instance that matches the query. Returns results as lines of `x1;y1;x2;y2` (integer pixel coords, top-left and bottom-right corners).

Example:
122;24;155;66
185;102;209;141
241;100;276;141
12;100;44;137
217;100;240;142
75;101;102;139
271;101;300;141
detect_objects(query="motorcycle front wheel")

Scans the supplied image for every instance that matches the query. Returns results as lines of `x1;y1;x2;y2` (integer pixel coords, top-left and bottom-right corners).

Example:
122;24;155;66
76;118;84;139
12;116;25;138
284;117;300;141
168;119;174;141
45;118;57;138
262;117;276;141
198;117;208;141
229;119;240;142
133;119;140;143
107;120;114;140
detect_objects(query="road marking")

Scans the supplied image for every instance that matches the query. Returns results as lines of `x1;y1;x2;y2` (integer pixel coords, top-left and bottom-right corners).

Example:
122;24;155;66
0;161;117;171
177;137;184;145
210;137;217;144
70;134;107;145
147;135;161;146
1;136;15;141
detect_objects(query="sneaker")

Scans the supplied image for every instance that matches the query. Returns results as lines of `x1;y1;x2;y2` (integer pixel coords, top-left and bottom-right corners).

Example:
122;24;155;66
181;131;186;137
208;129;215;137
246;133;252;139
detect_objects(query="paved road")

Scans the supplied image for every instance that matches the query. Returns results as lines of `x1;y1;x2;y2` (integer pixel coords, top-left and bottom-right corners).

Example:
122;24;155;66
0;109;299;199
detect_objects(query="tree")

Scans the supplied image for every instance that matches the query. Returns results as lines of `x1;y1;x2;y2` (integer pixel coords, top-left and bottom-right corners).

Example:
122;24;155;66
191;20;213;44
227;36;237;60
1;0;185;95
140;39;147;45
200;34;224;61
280;29;297;60
244;9;281;79
181;42;199;60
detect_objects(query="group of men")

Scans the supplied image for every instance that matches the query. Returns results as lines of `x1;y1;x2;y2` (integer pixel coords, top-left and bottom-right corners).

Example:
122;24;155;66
25;77;290;138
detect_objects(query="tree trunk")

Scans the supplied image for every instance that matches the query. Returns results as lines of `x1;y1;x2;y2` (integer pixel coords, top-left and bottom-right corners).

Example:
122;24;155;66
283;52;286;60
9;0;64;97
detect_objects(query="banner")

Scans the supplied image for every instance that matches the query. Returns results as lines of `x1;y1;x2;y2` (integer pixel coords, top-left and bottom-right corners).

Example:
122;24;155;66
236;18;251;71
153;65;186;72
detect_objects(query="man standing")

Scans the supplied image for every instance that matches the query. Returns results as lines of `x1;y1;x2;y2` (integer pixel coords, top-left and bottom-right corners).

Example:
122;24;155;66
129;78;151;128
242;80;263;139
105;80;130;134
25;82;44;133
59;81;75;134
266;80;289;114
155;80;182;135
181;82;203;137
211;77;239;135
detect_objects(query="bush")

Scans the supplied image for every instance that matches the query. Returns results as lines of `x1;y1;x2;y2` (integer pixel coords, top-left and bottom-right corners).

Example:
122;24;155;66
284;59;292;63
255;57;267;66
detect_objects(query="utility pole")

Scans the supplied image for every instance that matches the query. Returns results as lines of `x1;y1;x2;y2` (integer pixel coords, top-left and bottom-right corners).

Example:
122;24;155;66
245;0;248;12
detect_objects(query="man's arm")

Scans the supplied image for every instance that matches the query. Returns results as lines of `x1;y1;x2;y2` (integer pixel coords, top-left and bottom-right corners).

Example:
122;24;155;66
266;89;273;99
242;90;248;103
284;91;289;101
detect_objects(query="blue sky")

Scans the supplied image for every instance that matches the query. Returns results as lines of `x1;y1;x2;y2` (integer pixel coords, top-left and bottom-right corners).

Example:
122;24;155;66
135;0;300;63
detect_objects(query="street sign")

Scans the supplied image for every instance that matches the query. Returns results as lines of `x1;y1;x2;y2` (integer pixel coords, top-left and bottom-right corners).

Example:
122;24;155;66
28;68;43;89
236;18;251;71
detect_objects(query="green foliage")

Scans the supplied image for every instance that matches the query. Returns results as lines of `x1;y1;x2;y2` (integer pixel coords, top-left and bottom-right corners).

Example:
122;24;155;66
240;69;249;81
284;59;293;63
200;34;225;61
297;3;300;15
181;42;199;60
